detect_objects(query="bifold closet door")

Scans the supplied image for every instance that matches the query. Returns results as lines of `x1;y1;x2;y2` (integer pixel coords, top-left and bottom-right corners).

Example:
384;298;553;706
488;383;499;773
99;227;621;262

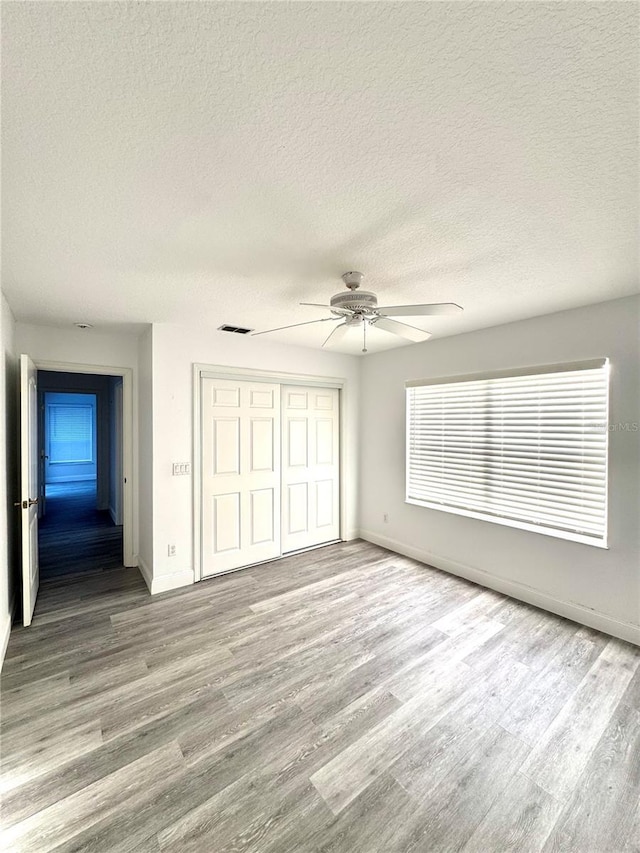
281;385;340;553
201;378;281;576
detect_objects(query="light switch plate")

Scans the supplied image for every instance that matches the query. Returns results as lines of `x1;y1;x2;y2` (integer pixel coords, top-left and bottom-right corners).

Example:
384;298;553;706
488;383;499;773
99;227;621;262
172;462;192;476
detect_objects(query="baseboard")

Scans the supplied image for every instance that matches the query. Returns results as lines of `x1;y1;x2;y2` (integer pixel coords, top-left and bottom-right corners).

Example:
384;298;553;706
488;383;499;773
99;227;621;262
150;568;194;595
360;530;640;647
0;593;16;672
345;528;360;541
138;557;194;595
137;555;153;594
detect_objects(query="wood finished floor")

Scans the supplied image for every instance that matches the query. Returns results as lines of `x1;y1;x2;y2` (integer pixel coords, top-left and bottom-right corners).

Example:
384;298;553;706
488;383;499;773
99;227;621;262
2;540;640;853
38;480;122;578
38;481;123;578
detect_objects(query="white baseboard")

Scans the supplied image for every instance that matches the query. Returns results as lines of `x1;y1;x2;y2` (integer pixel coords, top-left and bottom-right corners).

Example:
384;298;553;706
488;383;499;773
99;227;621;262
151;568;194;595
137;555;153;593
0;593;16;672
1;614;12;671
345;528;360;541
137;556;194;595
360;530;640;647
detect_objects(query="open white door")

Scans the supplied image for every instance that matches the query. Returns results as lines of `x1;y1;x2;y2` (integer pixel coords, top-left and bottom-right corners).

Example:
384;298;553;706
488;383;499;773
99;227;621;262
20;354;39;626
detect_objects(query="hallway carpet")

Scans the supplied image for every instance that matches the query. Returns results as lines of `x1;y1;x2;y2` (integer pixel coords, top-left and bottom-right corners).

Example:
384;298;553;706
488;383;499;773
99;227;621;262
38;481;123;578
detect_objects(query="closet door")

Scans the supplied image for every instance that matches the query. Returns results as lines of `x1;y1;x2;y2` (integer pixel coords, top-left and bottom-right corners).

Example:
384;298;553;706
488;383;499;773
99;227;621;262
281;386;340;553
202;378;280;576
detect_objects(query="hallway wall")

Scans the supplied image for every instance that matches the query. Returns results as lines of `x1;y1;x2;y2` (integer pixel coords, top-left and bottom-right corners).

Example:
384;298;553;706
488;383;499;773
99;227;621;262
109;377;124;525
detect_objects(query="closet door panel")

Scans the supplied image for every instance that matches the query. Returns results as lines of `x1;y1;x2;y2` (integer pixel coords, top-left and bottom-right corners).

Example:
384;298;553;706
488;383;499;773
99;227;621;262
281;386;340;553
202;378;280;576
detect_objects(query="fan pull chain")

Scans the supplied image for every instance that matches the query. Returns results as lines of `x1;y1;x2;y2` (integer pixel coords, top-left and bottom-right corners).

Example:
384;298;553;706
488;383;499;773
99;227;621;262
362;319;368;353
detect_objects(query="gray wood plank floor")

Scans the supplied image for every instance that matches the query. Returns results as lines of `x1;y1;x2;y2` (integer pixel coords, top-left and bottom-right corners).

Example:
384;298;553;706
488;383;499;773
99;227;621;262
1;540;639;852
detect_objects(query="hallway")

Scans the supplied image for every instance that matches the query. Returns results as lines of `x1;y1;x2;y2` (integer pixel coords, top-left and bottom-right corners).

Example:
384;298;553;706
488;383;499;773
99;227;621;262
38;481;123;578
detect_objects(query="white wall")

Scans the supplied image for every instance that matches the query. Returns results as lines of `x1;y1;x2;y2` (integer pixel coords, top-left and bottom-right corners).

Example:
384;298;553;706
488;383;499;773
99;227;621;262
15;323;141;560
137;327;154;585
360;295;640;643
149;323;360;592
1;294;18;668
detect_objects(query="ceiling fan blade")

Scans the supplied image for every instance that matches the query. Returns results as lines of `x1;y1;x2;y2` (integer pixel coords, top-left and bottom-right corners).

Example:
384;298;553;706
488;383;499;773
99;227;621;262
322;323;350;348
300;302;331;308
376;302;463;316
251;316;341;336
373;317;432;343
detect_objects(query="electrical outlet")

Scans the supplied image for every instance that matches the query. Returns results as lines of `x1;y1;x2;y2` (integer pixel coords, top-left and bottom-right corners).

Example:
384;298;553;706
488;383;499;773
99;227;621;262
383;513;389;523
168;544;176;557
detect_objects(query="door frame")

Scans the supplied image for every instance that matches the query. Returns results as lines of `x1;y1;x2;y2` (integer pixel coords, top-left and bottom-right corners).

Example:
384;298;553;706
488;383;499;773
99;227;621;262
31;360;136;568
193;363;347;583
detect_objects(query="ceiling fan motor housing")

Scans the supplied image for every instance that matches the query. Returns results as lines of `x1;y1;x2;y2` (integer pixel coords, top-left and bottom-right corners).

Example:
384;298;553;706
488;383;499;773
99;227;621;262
330;290;378;314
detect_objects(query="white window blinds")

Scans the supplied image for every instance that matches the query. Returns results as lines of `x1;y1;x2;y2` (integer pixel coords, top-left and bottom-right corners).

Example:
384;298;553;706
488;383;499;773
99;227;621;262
406;360;609;545
49;404;94;463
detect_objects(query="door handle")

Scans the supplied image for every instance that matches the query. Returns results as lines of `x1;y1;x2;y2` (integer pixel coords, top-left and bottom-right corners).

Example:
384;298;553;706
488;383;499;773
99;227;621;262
14;498;38;509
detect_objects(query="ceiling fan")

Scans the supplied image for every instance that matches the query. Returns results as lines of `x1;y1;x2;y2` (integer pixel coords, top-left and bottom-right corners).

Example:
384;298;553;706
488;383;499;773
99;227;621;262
252;271;463;352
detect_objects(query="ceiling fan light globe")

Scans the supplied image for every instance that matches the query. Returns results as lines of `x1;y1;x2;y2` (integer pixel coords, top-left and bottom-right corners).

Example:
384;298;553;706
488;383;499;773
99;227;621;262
345;314;364;327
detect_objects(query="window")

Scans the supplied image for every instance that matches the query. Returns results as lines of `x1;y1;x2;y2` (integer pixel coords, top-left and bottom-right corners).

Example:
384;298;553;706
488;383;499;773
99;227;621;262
406;360;609;547
48;403;94;464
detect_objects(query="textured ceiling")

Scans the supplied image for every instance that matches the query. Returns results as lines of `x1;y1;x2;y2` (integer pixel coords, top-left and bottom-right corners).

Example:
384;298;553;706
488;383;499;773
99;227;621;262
2;2;638;354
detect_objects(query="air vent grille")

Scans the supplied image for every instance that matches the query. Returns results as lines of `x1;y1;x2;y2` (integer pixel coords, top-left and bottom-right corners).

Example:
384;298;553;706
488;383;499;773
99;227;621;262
218;325;253;335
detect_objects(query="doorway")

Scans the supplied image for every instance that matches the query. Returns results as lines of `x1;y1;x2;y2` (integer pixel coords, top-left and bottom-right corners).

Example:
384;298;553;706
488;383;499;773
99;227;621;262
19;356;135;626
37;371;124;578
